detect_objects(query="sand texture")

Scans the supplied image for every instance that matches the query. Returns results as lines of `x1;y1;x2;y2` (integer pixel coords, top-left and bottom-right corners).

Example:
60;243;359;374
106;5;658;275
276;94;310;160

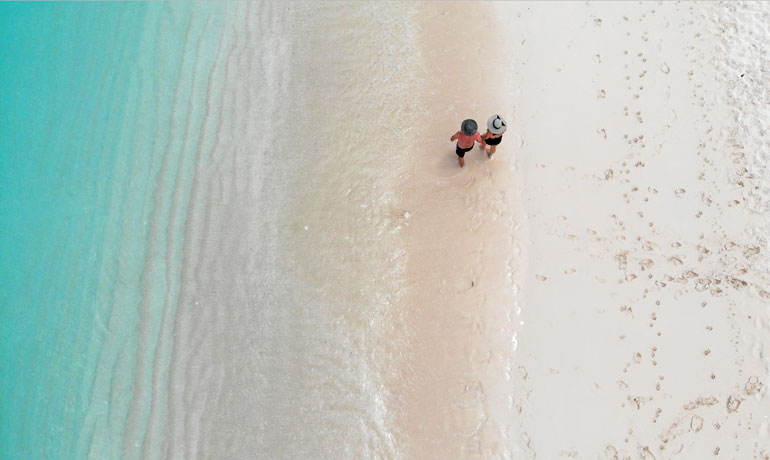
505;2;770;458
160;2;770;459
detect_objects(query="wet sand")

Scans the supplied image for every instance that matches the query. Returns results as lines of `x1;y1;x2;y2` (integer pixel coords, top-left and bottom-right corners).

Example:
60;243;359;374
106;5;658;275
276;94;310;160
166;2;524;457
390;2;523;457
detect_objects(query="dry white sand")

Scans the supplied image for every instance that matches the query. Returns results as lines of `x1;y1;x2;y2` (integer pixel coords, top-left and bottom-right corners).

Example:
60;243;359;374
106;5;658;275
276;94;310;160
503;2;770;458
164;2;770;459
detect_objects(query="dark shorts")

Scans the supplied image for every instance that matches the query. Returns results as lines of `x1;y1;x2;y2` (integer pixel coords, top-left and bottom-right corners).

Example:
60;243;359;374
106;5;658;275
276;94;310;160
485;135;503;146
456;144;473;158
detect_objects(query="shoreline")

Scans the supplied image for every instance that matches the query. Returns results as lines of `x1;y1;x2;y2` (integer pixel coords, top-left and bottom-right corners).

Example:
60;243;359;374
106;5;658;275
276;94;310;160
143;1;770;458
6;2;770;459
392;2;524;456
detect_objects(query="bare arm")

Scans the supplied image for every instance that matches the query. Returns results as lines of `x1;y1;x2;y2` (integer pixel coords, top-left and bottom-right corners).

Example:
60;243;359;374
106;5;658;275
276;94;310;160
450;132;458;142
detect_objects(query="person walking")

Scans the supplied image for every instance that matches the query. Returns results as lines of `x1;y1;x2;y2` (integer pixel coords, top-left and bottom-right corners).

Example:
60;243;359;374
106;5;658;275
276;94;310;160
479;114;507;159
450;119;481;168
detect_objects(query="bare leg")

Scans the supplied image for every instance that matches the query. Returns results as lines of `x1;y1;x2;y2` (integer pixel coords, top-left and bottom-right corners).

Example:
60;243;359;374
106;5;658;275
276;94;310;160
458;156;465;168
487;145;496;159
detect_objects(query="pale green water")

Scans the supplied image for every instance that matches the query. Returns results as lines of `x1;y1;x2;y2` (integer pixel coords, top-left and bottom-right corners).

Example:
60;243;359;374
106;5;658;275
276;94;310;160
0;3;227;459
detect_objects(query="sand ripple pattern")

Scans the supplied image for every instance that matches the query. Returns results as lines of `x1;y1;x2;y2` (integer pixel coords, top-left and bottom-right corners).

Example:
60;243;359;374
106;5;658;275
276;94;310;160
167;3;421;459
72;5;230;460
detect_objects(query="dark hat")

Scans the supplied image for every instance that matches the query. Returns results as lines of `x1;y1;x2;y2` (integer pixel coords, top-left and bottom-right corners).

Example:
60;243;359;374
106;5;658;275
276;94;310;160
461;119;478;136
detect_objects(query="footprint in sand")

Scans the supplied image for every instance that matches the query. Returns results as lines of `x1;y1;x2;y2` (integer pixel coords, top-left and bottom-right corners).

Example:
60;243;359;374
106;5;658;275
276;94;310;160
744;376;762;395
690;414;704;432
726;395;742;413
744;246;760;258
640;447;656;460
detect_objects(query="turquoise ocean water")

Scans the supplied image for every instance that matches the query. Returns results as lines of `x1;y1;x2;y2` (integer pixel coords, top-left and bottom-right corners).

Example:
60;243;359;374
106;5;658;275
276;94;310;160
0;3;227;459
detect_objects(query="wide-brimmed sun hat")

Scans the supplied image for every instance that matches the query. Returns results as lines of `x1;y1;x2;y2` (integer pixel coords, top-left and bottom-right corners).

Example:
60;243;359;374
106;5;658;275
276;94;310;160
461;119;478;136
487;114;507;135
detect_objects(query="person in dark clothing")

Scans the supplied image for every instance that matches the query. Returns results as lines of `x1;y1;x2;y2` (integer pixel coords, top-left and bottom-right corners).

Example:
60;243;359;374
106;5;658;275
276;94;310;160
479;114;507;159
450;119;481;168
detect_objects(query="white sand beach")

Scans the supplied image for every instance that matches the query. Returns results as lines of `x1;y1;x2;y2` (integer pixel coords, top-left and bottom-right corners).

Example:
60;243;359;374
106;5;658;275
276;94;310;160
164;2;770;459
505;2;770;458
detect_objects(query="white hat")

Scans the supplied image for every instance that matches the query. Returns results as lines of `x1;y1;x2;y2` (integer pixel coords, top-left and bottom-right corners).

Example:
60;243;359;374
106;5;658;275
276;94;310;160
487;115;507;135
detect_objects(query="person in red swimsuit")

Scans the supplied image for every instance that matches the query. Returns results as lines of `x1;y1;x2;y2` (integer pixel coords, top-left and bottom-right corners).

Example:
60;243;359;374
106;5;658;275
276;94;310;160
450;119;481;168
479;114;507;159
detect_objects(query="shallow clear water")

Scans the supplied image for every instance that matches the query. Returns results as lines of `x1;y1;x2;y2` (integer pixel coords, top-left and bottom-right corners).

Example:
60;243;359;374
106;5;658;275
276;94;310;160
0;4;227;459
